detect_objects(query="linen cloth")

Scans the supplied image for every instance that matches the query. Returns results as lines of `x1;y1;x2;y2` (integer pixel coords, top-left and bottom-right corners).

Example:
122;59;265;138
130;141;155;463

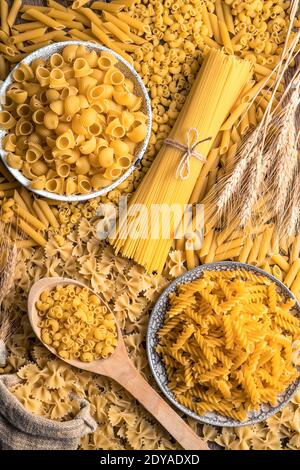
0;374;97;450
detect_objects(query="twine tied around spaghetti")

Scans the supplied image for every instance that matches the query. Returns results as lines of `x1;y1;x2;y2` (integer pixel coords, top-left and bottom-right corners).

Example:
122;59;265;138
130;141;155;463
164;128;212;180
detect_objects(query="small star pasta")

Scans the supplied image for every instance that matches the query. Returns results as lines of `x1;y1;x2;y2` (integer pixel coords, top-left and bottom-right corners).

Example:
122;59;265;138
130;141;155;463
36;283;118;362
156;269;300;422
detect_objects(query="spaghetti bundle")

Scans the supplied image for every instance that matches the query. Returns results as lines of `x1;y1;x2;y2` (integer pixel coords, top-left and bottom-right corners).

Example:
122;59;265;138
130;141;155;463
113;49;253;273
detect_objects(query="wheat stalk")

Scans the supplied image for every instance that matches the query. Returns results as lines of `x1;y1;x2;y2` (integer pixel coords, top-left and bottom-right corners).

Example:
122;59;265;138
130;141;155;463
0;221;18;367
279;160;300;238
267;89;299;205
205;17;300;231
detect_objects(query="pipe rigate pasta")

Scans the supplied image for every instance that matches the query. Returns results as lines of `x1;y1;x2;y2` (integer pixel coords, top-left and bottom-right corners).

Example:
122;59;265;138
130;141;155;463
0;45;148;195
36;284;117;362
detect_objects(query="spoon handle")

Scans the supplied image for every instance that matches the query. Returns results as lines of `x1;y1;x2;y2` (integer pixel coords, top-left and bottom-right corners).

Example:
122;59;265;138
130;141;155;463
108;359;209;451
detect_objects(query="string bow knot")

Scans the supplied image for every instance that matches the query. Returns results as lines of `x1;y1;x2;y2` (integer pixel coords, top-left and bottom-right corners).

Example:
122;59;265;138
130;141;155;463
164;128;211;180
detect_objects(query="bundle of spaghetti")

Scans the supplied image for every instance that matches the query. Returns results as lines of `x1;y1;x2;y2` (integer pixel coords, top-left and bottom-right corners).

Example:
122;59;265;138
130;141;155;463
112;49;252;274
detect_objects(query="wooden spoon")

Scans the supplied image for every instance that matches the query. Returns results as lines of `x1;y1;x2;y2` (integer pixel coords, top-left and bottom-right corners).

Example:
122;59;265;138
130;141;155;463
28;277;209;451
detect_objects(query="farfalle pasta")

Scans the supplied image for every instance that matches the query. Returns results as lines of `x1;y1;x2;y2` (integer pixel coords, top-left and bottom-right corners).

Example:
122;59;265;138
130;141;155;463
1;0;300;453
36;284;117;362
156;269;300;421
0;44;148;196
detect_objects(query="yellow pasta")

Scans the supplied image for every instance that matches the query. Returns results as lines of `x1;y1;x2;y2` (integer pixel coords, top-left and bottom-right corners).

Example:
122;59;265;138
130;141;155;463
34;199;59;229
1;45;147;196
104;21;133;43
92;1;124;13
112;49;252;274
209;14;222;44
157;269;300;422
17;218;47;247
7;0;22;28
222;3;235;35
9;28;48;44
24;8;64;30
14;203;46;231
257;225;274;266
0;0;9;35
271;254;290;272
36;284;118;361
219;21;233;54
117;12;148;33
102;11;130;33
284;260;300;289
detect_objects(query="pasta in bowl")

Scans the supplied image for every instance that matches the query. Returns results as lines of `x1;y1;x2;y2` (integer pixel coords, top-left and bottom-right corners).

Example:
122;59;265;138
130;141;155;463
0;40;151;201
147;261;300;427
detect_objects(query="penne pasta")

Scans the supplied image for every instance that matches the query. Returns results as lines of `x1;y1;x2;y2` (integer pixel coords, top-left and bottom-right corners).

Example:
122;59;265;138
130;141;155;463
9;28;48;44
69;29;97;43
209;14;222;44
24;8;64;29
220;102;249;131
15;239;38;248
17;218;47;247
47;0;67;12
34;199;60;228
71;9;91;26
32;200;49;228
201;5;213;37
92;2;124;13
117;12;148;33
13;190;29;211
71;0;90;9
80;7;104;29
47;8;76;22
0;0;9;35
284;260;300;288
31;30;66;43
12;21;44;32
104;21;133;43
14;204;46;231
271;254;290;272
0;181;20;191
7;0;22;28
215;0;225;23
219;21;233;54
91;21;111;46
222;3;235;34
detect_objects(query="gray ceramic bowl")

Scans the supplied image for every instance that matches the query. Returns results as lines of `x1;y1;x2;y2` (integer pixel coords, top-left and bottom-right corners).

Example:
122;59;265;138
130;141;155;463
0;40;152;202
147;261;300;427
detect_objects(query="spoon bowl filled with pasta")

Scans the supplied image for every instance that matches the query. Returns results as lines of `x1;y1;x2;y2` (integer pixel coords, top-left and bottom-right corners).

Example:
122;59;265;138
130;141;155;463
147;261;300;427
27;276;209;450
0;40;151;201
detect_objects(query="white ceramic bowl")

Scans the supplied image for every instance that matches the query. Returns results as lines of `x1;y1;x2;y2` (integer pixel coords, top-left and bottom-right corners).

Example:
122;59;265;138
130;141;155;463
0;40;152;202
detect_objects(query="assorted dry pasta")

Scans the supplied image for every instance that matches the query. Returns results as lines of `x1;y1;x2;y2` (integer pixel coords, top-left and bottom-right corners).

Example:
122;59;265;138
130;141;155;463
0;0;300;452
157;269;300;421
36;284;117;361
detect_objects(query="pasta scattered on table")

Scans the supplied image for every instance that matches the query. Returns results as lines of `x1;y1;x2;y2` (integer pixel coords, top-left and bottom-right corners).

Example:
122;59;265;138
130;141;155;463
0;0;300;452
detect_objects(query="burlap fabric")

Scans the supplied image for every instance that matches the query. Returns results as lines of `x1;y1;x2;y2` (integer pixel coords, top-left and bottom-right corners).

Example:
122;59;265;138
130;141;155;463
0;374;97;450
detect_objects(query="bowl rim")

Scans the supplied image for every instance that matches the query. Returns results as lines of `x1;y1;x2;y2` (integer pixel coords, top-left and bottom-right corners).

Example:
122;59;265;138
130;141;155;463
146;261;300;427
0;40;152;202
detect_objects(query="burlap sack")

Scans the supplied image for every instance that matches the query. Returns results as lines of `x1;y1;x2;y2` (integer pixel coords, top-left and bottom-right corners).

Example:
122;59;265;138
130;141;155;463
0;374;97;450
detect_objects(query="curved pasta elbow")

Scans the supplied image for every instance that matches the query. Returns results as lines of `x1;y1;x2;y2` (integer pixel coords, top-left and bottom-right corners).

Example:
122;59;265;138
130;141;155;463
127;122;148;142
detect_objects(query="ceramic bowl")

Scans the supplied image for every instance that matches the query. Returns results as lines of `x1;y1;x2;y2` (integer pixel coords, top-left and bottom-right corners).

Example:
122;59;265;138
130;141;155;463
0;40;152;202
147;261;300;427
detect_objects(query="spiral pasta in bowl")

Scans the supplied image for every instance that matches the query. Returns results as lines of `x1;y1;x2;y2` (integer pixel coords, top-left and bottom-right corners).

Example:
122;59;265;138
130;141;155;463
147;262;300;427
0;40;151;201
